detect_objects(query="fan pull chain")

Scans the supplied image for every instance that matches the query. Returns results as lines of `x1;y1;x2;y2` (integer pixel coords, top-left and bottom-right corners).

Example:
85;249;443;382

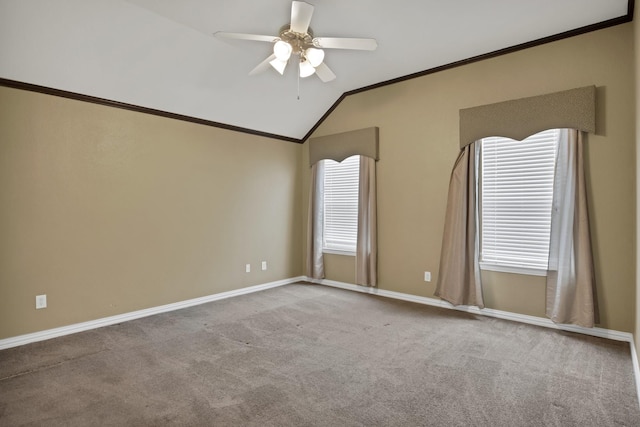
297;69;300;100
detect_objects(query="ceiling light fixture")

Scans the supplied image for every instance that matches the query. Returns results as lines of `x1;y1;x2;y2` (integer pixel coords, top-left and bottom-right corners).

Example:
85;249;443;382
267;24;324;79
273;40;292;61
304;47;324;67
269;58;288;75
299;59;316;78
216;1;377;85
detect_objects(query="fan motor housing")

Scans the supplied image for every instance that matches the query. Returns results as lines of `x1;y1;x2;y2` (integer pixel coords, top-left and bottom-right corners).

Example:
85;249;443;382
279;25;315;54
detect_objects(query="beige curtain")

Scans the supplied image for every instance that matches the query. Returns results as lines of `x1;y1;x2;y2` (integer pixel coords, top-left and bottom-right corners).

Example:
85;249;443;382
306;161;325;279
546;130;598;327
355;156;377;287
435;142;484;308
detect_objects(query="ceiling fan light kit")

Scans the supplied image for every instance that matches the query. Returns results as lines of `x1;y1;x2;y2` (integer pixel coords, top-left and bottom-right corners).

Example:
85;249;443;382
299;59;316;78
305;48;324;67
215;1;377;83
269;57;288;75
273;40;293;61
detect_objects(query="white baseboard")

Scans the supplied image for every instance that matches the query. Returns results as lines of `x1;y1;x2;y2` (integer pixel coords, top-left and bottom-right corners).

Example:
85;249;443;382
0;276;306;351
631;337;640;408
3;276;639;408
308;278;632;341
307;277;640;407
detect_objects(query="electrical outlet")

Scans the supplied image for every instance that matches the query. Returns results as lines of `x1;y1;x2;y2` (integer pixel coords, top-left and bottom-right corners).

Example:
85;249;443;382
424;272;431;282
36;294;47;309
245;264;251;273
261;261;267;271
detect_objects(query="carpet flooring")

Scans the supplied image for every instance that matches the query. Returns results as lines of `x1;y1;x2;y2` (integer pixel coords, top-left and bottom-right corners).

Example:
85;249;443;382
1;282;639;426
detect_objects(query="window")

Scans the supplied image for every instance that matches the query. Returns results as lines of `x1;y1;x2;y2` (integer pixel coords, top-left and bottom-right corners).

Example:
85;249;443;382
322;155;360;253
479;129;559;274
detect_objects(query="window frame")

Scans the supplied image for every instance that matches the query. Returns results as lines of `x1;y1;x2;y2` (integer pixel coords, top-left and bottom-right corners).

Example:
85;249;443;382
321;155;360;255
478;129;560;276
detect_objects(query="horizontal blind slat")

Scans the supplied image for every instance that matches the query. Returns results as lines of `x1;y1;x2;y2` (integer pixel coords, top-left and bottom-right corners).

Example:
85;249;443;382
323;155;359;252
480;129;559;270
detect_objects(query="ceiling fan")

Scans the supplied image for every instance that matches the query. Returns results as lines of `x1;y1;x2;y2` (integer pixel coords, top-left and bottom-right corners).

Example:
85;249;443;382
215;1;377;82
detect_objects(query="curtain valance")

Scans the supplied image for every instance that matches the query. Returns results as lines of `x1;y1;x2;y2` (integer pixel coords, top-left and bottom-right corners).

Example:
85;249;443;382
309;127;379;166
459;86;596;148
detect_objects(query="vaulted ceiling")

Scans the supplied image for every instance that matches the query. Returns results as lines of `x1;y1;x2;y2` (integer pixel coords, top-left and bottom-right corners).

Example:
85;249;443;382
0;0;632;142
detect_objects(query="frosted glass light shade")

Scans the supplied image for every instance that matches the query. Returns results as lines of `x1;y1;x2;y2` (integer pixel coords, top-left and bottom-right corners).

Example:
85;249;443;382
299;60;316;78
273;41;292;61
305;48;324;67
269;58;287;75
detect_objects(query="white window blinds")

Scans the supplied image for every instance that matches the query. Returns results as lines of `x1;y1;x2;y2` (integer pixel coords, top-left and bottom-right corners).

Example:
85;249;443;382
480;129;559;271
323;155;360;253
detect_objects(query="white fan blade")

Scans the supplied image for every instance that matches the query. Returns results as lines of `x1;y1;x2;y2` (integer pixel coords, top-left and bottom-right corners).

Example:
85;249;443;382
313;37;378;51
215;32;278;43
290;1;314;34
314;62;336;82
249;54;277;75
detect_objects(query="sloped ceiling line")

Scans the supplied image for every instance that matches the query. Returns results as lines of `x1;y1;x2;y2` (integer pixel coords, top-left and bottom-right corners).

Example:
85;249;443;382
0;77;301;143
1;0;633;145
301;5;635;142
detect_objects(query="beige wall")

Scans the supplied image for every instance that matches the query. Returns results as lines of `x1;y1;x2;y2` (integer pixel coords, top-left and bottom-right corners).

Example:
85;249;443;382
304;23;636;332
0;87;303;339
1;21;635;342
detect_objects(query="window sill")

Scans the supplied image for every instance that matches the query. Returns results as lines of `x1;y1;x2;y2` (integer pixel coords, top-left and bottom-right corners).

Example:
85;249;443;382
323;249;356;257
479;262;547;277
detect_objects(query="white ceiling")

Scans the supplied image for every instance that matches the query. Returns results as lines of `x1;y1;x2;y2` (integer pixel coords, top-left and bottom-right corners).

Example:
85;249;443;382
0;0;630;141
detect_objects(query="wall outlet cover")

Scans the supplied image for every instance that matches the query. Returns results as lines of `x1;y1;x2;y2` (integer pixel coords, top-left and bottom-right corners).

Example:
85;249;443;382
36;294;47;309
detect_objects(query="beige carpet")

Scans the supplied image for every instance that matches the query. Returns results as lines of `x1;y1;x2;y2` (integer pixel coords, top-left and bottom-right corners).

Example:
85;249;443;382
1;282;639;426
